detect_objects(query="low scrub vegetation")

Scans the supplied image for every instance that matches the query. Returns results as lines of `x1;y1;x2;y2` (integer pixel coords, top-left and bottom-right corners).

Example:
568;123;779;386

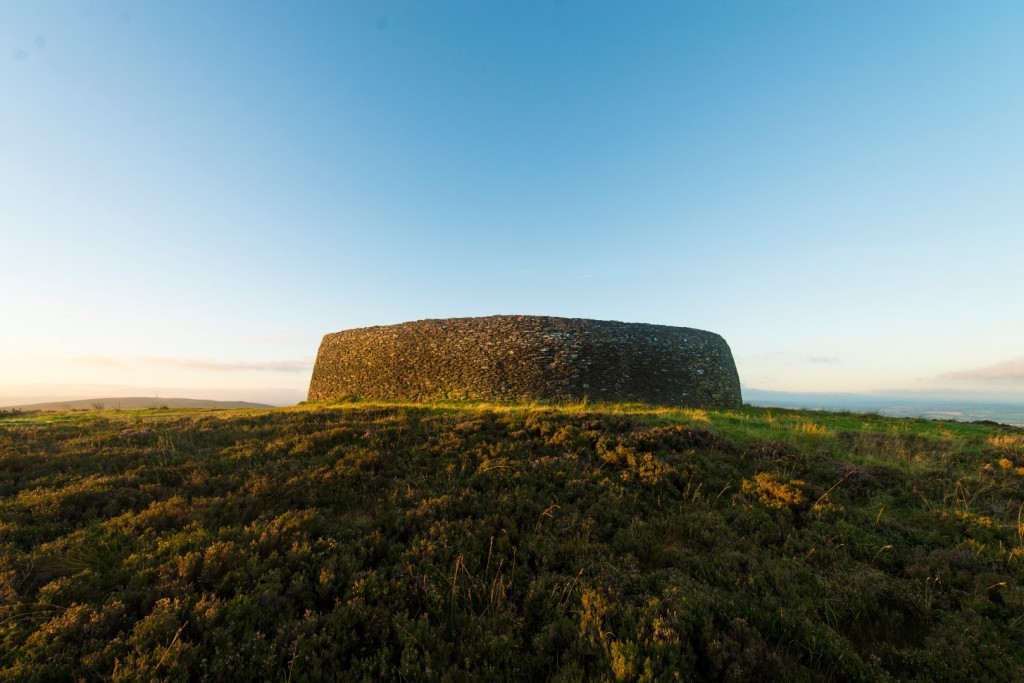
1;402;1023;680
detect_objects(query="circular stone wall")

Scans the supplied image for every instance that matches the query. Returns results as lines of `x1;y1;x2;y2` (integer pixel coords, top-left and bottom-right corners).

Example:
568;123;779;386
308;315;742;408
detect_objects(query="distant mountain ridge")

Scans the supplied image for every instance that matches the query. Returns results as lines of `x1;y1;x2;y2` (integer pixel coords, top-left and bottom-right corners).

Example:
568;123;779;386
1;397;274;412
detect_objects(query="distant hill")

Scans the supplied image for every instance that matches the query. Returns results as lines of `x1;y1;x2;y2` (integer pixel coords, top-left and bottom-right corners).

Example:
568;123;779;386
1;396;274;411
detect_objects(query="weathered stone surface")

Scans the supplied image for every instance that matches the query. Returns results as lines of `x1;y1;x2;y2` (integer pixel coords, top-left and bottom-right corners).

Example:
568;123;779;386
307;315;742;408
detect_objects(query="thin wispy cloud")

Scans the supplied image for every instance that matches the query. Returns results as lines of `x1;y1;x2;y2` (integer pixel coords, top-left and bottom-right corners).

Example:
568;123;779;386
75;355;126;368
739;353;841;366
238;334;301;345
137;357;313;373
943;357;1024;382
75;356;313;373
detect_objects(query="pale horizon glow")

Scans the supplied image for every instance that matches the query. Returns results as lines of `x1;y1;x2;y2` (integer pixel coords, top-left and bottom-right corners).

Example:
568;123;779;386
2;2;1022;407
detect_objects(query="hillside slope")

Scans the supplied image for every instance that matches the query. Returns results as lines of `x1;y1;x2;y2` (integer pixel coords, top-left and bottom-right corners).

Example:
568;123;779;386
1;403;1022;680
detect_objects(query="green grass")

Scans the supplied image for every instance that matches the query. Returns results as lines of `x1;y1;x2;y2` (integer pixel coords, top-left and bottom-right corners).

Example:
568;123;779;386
1;401;1023;681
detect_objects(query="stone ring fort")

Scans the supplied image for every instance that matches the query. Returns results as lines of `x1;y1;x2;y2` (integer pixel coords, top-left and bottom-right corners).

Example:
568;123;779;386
308;315;742;408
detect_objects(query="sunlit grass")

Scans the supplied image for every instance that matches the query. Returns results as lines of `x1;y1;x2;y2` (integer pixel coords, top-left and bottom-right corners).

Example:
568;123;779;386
1;400;1022;679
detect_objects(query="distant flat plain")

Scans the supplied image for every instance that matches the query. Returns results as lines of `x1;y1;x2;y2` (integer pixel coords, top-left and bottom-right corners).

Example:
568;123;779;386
746;389;1024;427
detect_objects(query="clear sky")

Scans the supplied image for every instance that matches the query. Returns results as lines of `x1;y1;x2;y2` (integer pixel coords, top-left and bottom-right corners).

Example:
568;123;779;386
2;1;1022;406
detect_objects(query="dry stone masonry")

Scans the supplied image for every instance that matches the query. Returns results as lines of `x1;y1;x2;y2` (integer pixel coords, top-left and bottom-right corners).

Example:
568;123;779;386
308;315;742;408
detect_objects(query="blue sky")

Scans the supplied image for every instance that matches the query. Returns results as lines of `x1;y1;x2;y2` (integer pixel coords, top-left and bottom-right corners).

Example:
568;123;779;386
2;1;1022;405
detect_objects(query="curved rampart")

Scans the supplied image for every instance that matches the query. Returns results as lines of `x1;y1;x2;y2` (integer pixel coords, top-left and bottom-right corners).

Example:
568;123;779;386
307;315;742;408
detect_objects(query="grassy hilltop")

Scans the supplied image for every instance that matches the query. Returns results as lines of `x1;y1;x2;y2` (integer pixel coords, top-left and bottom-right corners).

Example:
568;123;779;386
1;402;1023;681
